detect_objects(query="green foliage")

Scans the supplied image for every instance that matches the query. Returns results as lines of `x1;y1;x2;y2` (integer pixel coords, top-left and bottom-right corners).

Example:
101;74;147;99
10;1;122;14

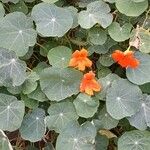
118;130;150;150
0;0;149;149
0;94;25;131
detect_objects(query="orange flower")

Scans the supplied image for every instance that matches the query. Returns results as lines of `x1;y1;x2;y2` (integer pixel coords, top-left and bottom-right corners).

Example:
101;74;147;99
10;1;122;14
112;50;140;68
80;71;101;96
69;48;92;71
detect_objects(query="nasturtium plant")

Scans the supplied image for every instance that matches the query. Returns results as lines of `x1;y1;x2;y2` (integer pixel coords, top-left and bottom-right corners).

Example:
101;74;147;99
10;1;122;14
78;0;113;29
31;3;73;37
0;0;149;149
46;101;78;133
56;121;96;150
118;130;150;150
0;94;25;131
0;48;27;87
0;12;37;56
40;67;82;101
106;79;142;119
19;108;46;142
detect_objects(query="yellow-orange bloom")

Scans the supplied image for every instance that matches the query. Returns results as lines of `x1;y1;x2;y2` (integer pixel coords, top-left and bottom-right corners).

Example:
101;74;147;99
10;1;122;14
112;50;140;69
80;71;101;96
69;48;92;71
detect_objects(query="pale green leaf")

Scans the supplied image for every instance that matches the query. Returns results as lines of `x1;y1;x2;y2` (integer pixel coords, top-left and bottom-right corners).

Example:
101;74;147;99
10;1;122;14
116;0;148;17
46;101;78;133
0;94;25;131
19;108;46;142
0;48;27;87
56;121;96;150
73;93;99;118
98;106;119;129
128;94;150;130
96;74;119;100
47;46;72;68
118;130;150;150
28;85;49;102
40;67;82;101
88;27;107;45
108;22;132;42
22;71;39;95
78;1;113;29
106;79;142;119
0;12;37;56
31;3;73;37
126;52;150;85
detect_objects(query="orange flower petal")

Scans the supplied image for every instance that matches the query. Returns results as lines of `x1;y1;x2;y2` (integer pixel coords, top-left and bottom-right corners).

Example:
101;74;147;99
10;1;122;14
69;48;92;71
80;71;101;96
112;50;140;69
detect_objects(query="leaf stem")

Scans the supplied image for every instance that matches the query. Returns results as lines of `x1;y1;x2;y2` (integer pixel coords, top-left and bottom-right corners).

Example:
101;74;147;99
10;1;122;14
142;8;150;28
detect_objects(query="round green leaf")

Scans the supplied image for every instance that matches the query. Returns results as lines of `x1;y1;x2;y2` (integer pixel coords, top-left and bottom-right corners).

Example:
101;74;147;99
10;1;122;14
28;85;49;102
99;53;114;67
98;106;119;129
128;94;150;130
108;22;132;42
78;1;113;29
118;130;150;150
88;27;107;45
56;121;96;150
31;3;73;37
0;12;37;56
19;108;46;142
22;71;39;94
126;52;150;85
40;67;82;101
106;79;142;120
116;0;148;17
47;46;72;68
21;94;39;109
66;6;78;28
0;48;27;87
96;74;119;100
9;1;28;14
88;37;117;55
73;93;99;118
0;94;25;131
46;101;78;133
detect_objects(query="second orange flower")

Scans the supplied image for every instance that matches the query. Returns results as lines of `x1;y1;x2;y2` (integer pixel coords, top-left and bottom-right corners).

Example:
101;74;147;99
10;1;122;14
69;48;92;71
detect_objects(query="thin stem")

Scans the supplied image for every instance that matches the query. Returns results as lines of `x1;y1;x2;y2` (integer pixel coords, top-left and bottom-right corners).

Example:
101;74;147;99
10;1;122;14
142;8;150;28
27;67;32;72
36;42;48;51
125;45;131;53
65;35;72;49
